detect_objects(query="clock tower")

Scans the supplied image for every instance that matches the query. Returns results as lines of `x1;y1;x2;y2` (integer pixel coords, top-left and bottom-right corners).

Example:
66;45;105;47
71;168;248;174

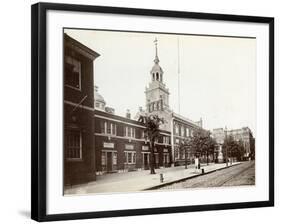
145;38;170;113
145;38;172;131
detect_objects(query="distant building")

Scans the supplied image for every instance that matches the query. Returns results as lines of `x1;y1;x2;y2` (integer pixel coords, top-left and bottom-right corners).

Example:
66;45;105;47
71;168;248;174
212;127;255;162
227;127;255;159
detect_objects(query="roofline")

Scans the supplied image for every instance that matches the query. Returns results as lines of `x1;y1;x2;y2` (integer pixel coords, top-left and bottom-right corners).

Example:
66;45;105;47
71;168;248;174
172;112;199;128
64;33;100;59
94;110;171;134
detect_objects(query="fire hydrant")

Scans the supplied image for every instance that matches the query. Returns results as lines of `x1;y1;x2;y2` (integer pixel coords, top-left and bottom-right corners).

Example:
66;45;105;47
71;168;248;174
160;173;164;183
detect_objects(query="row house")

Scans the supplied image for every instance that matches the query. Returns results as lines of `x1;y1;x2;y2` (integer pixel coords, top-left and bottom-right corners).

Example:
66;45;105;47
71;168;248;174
93;109;172;175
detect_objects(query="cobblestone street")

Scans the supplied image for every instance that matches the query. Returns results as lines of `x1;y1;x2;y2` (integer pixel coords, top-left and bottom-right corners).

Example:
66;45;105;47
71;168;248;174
158;161;255;190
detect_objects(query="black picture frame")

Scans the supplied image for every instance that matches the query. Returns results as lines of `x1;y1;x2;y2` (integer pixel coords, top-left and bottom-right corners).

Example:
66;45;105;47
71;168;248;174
31;2;274;222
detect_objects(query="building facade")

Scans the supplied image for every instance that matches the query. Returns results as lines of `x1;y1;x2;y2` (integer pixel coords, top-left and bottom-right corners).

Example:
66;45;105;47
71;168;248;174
212;127;255;162
90;38;206;175
63;34;100;185
94;109;172;174
64;34;213;185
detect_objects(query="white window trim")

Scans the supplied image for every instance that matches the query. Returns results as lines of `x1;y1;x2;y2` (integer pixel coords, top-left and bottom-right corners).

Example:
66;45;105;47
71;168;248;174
186;127;190;137
125;126;136;138
101;150;118;166
142;152;150;164
164;153;170;163
110;123;113;135
102;121;117;136
175;124;179;135
124;151;136;164
181;126;185;137
163;136;170;144
112;151;118;166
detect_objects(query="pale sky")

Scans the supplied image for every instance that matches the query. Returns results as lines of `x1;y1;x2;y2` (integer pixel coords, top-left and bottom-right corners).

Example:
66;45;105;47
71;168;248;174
65;29;256;136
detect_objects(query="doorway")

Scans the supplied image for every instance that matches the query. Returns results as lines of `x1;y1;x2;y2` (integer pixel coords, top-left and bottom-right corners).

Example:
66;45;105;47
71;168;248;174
106;152;113;172
163;153;170;167
143;153;150;170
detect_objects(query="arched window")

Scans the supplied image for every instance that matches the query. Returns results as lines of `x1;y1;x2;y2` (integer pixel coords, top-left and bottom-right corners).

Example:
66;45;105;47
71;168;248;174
156;72;159;80
160;74;163;82
152;73;155;81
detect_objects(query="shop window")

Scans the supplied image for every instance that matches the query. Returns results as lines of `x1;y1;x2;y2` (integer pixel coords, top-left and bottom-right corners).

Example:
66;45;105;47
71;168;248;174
125;151;136;164
101;152;106;165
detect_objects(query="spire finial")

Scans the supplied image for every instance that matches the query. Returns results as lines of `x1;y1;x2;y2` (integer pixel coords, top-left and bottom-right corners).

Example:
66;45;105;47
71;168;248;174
154;38;159;64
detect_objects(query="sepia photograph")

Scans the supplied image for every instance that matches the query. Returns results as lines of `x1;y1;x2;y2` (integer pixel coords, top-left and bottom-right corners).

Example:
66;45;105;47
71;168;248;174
63;28;256;195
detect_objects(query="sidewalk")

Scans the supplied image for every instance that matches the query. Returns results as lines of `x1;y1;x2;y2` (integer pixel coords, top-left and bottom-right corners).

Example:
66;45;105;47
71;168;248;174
64;162;241;195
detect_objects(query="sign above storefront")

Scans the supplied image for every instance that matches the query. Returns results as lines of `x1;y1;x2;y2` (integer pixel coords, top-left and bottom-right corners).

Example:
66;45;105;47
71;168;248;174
103;142;114;148
142;146;149;151
125;144;134;150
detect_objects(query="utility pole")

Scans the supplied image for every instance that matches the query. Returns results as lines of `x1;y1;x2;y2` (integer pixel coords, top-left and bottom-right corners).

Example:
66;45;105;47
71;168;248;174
177;37;181;114
225;126;228;167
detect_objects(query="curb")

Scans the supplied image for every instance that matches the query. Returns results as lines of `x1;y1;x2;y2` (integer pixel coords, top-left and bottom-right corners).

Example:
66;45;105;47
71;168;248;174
143;163;241;190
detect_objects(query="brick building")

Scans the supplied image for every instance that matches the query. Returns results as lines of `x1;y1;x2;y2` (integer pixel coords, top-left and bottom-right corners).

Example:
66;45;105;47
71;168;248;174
64;34;207;185
63;34;100;185
212;127;255;161
92;38;205;172
94;109;172;174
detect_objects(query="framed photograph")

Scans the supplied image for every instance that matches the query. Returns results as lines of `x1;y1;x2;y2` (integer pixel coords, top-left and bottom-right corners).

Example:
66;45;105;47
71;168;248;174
31;2;274;222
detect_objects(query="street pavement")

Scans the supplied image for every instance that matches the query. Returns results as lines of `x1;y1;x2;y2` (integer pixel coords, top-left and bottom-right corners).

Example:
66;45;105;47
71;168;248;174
64;162;242;195
159;161;255;190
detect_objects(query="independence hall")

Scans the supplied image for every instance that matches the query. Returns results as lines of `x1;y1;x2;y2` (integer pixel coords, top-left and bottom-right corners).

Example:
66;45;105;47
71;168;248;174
64;34;216;185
